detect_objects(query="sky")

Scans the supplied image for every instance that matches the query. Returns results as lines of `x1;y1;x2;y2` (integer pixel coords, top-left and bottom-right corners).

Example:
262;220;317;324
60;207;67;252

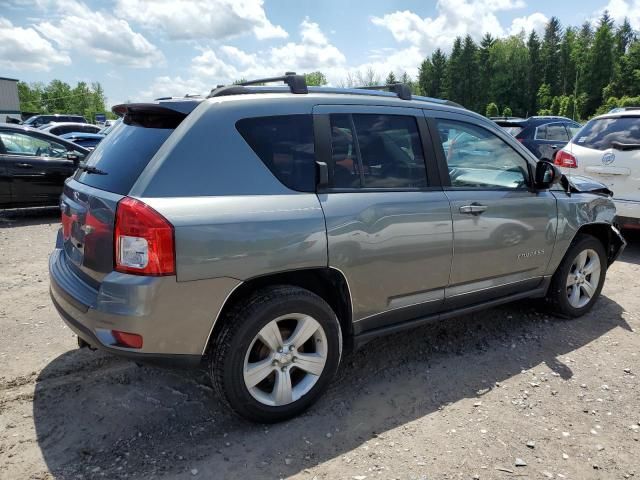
1;0;639;108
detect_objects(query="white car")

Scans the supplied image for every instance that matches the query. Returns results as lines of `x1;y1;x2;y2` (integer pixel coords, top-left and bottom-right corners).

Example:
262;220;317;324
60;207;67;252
555;110;640;229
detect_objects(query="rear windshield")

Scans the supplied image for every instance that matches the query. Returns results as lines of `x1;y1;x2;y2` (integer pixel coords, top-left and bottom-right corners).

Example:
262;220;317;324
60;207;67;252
574;116;640;150
74;120;174;195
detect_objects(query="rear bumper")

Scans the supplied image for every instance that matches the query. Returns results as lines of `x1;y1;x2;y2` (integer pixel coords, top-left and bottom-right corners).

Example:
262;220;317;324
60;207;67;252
49;247;241;366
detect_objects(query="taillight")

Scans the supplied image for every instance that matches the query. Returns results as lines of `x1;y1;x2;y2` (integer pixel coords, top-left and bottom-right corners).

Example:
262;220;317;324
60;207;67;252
114;197;175;275
554;150;577;168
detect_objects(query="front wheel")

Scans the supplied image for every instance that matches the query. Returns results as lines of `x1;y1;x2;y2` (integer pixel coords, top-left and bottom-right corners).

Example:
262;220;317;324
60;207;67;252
547;234;607;317
210;286;342;423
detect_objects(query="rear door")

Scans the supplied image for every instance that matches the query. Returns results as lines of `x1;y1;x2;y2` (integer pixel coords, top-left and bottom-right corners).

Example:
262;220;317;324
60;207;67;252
314;105;453;333
534;122;570;161
428;114;557;309
0;129;76;206
568;115;640;204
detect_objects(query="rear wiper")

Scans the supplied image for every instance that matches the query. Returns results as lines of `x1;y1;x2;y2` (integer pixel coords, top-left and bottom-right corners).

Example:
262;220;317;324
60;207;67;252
76;163;107;175
611;141;640;151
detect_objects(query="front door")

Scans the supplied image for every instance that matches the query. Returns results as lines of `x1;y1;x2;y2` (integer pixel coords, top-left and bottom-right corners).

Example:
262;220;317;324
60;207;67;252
430;116;557;309
313;105;453;333
0;130;76;206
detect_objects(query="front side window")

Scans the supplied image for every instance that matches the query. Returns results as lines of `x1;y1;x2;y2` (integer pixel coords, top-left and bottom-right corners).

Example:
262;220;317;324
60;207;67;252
0;131;68;158
436;120;530;189
236;115;315;192
328;113;427;189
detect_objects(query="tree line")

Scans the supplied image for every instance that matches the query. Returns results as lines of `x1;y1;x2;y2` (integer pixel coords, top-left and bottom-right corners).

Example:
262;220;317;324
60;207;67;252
17;80;110;122
413;13;639;119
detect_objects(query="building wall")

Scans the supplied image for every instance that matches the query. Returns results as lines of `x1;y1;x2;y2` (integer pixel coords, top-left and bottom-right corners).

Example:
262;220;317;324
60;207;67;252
0;78;21;123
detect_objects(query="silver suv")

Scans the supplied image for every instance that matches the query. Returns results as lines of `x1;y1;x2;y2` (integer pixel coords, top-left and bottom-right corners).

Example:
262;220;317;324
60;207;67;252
49;73;625;422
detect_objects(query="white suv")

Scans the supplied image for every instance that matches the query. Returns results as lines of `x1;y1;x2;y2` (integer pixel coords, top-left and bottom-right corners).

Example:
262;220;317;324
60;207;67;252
555;110;640;229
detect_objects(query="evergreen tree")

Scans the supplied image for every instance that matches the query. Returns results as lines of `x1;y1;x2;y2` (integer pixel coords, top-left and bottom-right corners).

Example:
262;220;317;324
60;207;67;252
478;33;495;111
502;106;512;117
541;17;563;96
445;37;464;104
430;49;448;99
460;35;479;109
385;71;397;85
585;12;616;115
527;31;543;116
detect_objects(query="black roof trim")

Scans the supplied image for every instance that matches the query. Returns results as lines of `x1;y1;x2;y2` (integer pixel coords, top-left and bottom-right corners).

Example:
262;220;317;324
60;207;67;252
208;72;308;97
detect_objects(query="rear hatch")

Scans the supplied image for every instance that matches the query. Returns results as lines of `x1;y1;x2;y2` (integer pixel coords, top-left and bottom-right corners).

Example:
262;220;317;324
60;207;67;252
59;100;199;286
492;119;525;137
568;115;640;202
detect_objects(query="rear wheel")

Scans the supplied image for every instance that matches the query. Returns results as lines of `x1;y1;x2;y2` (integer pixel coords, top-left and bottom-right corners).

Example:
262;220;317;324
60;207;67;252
210;286;342;423
547;234;607;317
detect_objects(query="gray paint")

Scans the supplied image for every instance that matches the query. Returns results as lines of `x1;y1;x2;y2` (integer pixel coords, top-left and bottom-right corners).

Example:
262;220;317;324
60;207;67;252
49;89;621;361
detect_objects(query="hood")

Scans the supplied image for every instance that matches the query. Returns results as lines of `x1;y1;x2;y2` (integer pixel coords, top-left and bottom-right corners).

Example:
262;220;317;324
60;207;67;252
562;175;613;197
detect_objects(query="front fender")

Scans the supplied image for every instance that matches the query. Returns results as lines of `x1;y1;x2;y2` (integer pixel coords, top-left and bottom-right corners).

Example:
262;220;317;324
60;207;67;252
547;191;620;275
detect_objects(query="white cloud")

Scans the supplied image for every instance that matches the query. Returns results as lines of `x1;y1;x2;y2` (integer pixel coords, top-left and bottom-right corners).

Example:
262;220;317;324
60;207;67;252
142;19;346;99
371;0;542;55
115;0;287;41
35;0;164;68
595;0;640;29
0;17;70;71
508;12;549;36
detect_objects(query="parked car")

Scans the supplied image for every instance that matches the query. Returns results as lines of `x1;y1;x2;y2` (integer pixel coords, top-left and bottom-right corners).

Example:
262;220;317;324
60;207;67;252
555;110;640;229
59;132;105;150
23;114;87;128
49;74;625;423
60;131;104;148
493;116;582;161
97;117;122;135
0;124;89;208
39;122;102;136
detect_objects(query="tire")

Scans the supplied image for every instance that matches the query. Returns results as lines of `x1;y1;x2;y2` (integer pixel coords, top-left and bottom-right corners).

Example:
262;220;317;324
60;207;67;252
546;234;607;318
210;285;342;423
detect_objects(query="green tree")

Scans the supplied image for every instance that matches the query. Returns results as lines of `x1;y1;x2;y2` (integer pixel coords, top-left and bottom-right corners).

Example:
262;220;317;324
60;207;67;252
502;106;512;117
537;83;552;112
445;37;464;104
478;33;496;110
584;12;616;115
304;71;327;86
550;96;561;115
541;17;563;96
486;102;499;117
527;31;543;116
385;71;397;85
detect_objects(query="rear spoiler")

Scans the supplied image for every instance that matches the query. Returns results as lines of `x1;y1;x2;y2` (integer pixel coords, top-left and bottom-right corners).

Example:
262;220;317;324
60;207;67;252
112;100;201;117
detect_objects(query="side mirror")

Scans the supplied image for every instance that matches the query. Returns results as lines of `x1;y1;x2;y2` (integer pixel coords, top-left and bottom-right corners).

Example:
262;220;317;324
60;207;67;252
316;161;329;189
535;160;562;189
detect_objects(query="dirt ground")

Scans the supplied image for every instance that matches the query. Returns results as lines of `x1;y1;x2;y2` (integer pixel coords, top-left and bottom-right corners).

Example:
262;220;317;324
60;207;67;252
0;207;638;480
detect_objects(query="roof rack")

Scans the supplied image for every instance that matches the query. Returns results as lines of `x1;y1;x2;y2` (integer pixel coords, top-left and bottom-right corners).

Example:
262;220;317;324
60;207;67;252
208;72;308;98
355;83;412;101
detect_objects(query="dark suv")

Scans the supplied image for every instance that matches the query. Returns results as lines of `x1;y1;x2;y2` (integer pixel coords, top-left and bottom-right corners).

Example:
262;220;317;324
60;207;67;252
49;74;624;422
493;116;581;161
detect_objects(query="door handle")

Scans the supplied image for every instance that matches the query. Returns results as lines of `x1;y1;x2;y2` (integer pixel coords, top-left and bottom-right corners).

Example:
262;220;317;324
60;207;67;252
16;163;33;168
459;203;488;215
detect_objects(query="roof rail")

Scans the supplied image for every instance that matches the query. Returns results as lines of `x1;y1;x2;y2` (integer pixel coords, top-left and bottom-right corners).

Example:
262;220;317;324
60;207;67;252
356;83;412;101
208;72;308;98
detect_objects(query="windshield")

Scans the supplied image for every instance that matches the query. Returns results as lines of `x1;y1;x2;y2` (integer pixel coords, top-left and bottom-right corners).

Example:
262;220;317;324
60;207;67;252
574;116;640;150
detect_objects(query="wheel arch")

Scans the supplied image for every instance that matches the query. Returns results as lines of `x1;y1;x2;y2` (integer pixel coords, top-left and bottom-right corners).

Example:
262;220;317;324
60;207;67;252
572;222;625;266
204;268;354;356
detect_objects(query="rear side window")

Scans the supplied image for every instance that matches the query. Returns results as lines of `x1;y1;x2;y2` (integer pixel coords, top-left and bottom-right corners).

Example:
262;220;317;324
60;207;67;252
536;123;569;141
236;115;316;192
575;116;640;150
74;120;174;195
328;113;427;189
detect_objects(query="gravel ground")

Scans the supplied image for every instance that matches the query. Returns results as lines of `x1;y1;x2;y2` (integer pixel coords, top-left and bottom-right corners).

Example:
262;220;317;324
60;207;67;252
0;207;639;480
